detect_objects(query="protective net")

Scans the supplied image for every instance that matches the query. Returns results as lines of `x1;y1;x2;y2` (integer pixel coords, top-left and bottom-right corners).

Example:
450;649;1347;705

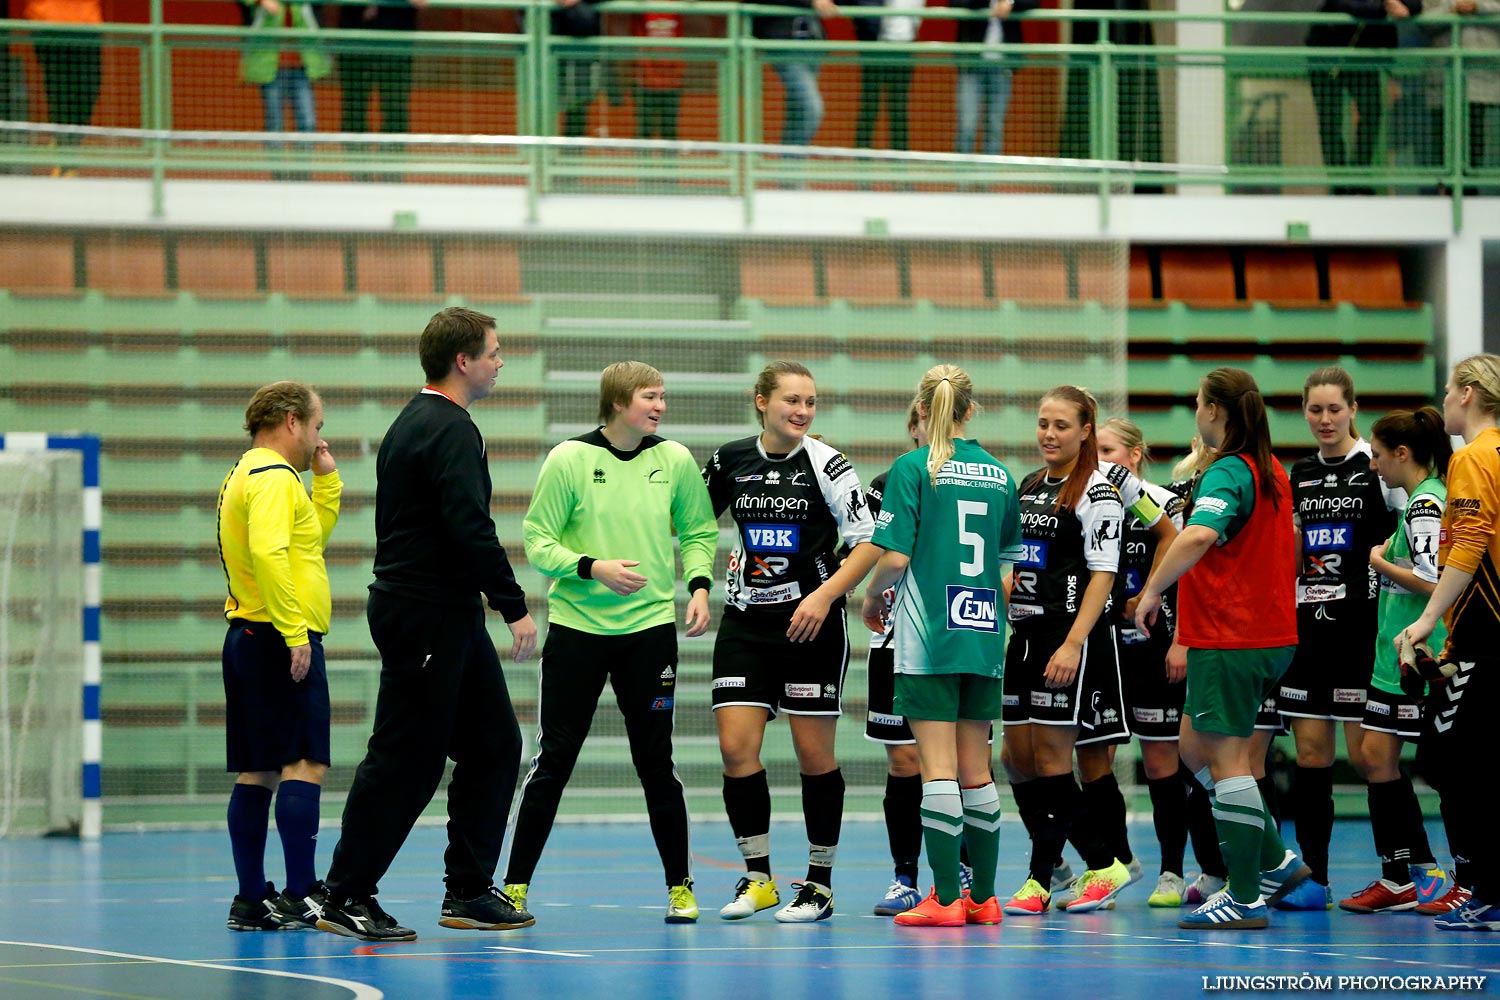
0;450;83;838
0;207;1128;825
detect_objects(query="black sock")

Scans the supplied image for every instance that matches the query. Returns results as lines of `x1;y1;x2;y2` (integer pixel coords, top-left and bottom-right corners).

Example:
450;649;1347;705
1146;772;1188;876
1081;772;1131;869
1257;774;1282;832
227;783;272;900
802;768;844;887
1293;765;1334;885
1030;773;1081;886
723;770;772;875
1184;764;1228;878
1011;779;1041;840
883;773;922;883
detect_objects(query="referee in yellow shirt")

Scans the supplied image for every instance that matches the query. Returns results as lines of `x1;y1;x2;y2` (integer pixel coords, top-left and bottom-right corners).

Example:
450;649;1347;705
216;381;340;931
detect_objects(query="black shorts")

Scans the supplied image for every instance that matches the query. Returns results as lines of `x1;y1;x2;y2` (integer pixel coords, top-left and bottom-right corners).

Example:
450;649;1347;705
712;603;849;717
1361;686;1425;740
222;620;330;773
1117;623;1186;741
1277;605;1376;722
864;639;915;744
1002;616;1129;746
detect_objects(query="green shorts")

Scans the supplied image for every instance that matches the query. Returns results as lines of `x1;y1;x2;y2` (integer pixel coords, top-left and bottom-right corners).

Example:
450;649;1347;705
1184;645;1296;737
894;673;1004;723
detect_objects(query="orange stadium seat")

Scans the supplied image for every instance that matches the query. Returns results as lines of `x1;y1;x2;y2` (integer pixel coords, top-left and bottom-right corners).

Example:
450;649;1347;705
84;234;169;296
1158;247;1239;306
0;231;77;293
442;239;526;300
265;238;350;298
908;246;987;306
1327;248;1411;308
355;238;438;299
174;235;260;296
738;245;819;305
993;244;1068;305
1244;248;1322;307
823;246;901;305
1125;245;1156;305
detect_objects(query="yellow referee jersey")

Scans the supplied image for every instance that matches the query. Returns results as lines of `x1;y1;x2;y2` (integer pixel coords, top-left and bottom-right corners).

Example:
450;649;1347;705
216;446;341;645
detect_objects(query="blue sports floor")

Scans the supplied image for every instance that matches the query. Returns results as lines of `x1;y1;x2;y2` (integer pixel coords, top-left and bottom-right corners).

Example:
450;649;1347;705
1;819;1496;1000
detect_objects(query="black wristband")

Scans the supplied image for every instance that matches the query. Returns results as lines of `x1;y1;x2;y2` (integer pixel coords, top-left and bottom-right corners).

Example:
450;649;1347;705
578;556;597;580
688;575;711;596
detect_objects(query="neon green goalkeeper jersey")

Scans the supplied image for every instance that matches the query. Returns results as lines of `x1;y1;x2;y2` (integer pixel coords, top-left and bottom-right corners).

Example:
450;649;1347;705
524;429;718;635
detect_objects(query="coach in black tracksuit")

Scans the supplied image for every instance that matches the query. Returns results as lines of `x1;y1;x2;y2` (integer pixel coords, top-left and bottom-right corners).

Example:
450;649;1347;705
310;307;539;942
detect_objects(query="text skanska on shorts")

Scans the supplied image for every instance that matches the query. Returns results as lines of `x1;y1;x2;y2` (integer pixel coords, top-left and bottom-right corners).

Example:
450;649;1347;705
1202;975;1488;992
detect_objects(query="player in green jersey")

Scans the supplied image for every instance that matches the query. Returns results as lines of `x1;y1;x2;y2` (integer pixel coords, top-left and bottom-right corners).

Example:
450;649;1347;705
862;365;1025;926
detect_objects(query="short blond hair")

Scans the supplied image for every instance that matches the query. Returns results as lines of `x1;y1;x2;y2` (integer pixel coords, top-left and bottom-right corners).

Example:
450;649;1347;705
598;361;664;424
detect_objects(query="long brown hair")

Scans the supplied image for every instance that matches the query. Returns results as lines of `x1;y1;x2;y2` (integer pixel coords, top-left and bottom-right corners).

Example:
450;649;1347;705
1371;407;1453;481
1302;365;1360;440
1024;385;1099;511
1202;367;1279;504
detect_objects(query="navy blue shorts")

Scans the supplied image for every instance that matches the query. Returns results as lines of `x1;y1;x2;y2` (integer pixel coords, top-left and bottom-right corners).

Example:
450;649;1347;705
222;620;331;773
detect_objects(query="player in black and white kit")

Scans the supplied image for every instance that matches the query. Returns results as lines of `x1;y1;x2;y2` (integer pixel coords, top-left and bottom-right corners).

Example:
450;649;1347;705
704;361;881;924
1269;366;1400;911
863;401;927;916
1097;418;1228;910
1001;387;1175;916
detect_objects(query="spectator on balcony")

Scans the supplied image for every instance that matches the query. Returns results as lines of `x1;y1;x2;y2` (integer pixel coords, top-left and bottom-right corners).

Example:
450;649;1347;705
1421;0;1500;179
23;0;101;172
752;0;840;146
852;0;921;150
634;1;687;141
337;0;423;139
241;0;329;148
1307;0;1421;194
953;0;1035;156
1059;0;1162;178
549;0;609;138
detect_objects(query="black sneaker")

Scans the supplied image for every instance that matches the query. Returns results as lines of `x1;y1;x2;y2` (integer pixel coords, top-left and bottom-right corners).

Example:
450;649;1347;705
267;881;325;929
227;881;282;932
313;891;417;942
439;885;536;930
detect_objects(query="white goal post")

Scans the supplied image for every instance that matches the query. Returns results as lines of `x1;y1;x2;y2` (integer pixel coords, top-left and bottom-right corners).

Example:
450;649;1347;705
0;434;100;840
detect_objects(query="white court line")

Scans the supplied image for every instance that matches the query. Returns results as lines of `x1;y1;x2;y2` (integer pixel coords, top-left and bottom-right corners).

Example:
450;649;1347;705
485;945;593;958
0;941;383;1000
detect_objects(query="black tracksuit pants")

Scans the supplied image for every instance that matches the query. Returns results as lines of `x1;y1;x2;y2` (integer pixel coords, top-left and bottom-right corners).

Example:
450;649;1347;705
326;590;522;899
505;622;690;887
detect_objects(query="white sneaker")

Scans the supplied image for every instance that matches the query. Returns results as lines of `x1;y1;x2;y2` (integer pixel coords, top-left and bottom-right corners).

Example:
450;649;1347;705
1183;873;1227;906
1148;871;1186;907
774;881;834;923
1050;862;1077;894
718;876;779;920
1126;856;1145;887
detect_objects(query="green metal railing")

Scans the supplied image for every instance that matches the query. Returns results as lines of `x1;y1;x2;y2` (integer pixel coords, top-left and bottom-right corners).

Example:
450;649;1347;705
2;2;1496;212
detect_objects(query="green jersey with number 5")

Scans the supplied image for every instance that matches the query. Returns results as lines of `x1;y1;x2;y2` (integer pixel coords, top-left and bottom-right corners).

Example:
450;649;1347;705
871;439;1025;677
